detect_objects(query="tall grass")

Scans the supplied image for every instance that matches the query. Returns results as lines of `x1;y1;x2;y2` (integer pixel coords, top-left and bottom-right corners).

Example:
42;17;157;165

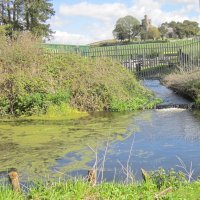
0;169;200;200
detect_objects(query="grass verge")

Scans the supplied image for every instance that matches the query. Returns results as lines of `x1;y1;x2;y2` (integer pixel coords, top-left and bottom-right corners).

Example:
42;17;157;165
0;168;200;200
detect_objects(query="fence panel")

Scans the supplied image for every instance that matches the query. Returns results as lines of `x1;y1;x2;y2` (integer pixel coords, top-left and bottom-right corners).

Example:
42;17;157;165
44;38;200;78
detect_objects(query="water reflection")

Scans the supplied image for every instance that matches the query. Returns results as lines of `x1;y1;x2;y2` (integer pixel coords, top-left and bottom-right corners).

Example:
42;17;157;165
102;109;200;180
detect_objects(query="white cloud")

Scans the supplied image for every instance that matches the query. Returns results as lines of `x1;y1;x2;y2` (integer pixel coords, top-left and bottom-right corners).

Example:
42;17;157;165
49;16;69;28
129;0;200;25
160;0;197;4
59;2;128;21
49;30;92;45
49;1;200;44
86;19;115;38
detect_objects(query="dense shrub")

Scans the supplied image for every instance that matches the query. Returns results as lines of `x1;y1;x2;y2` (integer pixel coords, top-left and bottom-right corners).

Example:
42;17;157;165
0;33;157;117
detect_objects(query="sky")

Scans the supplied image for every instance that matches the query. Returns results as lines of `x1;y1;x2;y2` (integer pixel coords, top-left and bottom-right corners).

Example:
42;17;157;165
49;0;200;45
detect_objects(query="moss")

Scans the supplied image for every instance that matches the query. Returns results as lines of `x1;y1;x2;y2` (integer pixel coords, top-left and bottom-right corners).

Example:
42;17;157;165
0;112;139;176
22;103;89;120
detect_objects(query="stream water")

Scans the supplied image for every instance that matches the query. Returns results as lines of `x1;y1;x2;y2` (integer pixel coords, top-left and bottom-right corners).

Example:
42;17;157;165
1;80;200;182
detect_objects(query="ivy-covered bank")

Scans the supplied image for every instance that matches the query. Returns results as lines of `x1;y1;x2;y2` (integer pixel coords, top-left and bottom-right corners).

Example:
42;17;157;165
0;33;159;118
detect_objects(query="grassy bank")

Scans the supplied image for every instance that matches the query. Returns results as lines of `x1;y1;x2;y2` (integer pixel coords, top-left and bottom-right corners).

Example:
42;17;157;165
162;70;200;105
1;169;200;200
0;33;159;118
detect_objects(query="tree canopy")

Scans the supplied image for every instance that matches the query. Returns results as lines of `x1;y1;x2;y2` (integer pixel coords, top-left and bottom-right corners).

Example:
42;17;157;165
159;20;200;39
113;15;200;42
147;26;161;40
113;15;140;41
0;0;55;38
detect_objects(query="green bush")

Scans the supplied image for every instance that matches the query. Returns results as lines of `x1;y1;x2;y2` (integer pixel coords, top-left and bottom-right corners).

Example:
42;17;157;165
0;98;9;116
0;33;158;117
11;91;70;116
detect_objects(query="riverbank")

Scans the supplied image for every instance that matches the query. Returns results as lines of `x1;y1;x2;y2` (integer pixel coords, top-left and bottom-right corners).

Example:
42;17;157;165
1;169;200;200
162;70;200;106
1;78;200;199
0;33;160;118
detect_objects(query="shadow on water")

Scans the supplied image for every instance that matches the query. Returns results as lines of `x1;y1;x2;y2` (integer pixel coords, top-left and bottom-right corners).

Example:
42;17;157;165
1;80;200;182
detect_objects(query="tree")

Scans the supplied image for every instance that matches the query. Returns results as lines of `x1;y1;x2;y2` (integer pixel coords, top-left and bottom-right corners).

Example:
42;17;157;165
140;28;148;41
147;26;161;40
24;0;55;38
131;24;142;39
158;23;168;40
113;15;140;42
182;20;199;37
140;26;161;40
0;0;55;38
159;20;200;39
112;23;128;41
174;22;186;39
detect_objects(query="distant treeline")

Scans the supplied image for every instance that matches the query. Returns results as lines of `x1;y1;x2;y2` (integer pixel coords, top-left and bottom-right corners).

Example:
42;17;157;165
112;15;200;42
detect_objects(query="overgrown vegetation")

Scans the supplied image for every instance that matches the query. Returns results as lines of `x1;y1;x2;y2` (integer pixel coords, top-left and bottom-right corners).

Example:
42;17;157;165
163;70;200;105
0;33;159;117
0;169;200;200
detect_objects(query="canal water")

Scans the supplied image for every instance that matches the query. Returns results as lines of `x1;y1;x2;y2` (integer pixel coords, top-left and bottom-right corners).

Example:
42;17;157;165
1;80;200;182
